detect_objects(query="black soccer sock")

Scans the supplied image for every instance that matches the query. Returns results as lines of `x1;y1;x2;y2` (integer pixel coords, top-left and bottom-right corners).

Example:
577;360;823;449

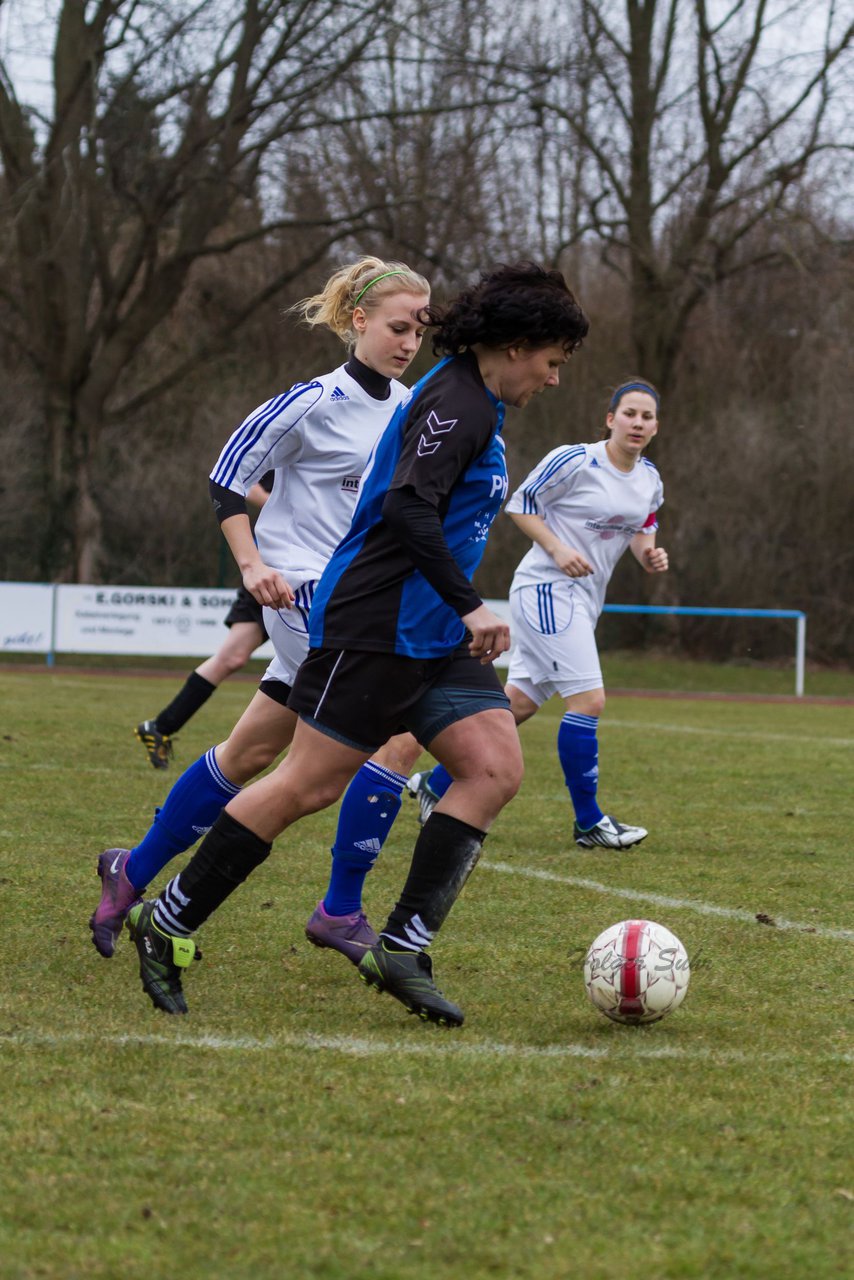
155;672;217;735
153;811;272;936
381;811;486;952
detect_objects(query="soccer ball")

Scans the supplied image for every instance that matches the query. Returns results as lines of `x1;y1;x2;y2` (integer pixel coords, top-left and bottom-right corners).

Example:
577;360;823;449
583;919;690;1025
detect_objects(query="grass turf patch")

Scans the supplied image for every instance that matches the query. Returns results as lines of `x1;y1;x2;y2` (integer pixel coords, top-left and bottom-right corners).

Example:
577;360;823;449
0;669;851;1279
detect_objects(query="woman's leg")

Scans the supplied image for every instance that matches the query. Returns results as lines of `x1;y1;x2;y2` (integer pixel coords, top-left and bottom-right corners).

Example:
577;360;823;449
407;684;536;826
129;720;372;1012
361;708;522;1026
563;684;647;848
214;687;298;785
196;620;266;685
89;688;296;958
311;733;424;947
427;707;523;830
508;587;639;848
557;686;607;832
505;681;541;726
135;621;266;769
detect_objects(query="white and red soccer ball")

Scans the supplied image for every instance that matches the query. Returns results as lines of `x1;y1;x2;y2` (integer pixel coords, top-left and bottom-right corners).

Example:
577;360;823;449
583;919;690;1025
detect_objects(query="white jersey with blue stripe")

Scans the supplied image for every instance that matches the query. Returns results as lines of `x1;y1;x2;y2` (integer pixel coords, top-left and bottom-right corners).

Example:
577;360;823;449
209;364;409;586
506;439;663;617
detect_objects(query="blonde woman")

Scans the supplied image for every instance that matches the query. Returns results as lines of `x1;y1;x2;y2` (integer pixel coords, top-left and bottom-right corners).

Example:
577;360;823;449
125;262;590;1025
90;258;430;964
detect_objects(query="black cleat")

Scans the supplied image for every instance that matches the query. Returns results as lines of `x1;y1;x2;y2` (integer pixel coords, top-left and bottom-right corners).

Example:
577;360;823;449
358;941;464;1027
135;720;173;770
127;902;195;1015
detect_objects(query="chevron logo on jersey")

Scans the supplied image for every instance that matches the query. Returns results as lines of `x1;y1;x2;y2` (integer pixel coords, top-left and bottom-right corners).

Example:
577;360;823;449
417;409;457;456
330;386;349;401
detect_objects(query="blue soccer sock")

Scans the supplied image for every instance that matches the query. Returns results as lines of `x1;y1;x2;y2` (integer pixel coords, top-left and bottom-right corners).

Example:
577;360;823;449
323;761;407;917
426;763;453;800
557;713;604;830
125;747;242;891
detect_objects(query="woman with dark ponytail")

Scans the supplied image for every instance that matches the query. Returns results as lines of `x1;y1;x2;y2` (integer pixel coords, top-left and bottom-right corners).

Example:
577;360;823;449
504;378;668;849
122;261;588;1028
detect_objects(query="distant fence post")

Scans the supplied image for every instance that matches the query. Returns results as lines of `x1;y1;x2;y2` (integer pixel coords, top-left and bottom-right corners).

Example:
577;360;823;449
47;583;58;667
795;614;806;698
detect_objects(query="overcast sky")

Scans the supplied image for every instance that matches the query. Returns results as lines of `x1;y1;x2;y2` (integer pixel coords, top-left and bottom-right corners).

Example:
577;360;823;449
1;0;847;117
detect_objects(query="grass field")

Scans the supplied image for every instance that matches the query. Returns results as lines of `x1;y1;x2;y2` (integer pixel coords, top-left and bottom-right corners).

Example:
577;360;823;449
1;666;852;1279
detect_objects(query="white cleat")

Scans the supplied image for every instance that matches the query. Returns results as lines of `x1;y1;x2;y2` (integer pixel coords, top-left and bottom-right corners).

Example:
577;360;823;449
406;770;440;826
573;815;648;849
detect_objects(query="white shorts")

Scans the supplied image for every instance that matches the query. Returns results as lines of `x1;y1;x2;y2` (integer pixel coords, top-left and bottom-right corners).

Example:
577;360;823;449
261;582;314;688
506;581;603;707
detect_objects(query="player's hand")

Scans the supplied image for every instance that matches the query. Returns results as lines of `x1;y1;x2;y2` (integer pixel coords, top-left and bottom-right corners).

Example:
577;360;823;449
642;546;669;573
243;562;295;609
552;543;594;578
461;603;511;665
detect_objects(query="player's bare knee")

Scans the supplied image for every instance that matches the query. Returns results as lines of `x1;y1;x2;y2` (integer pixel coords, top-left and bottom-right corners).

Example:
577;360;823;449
473;758;522;807
300;777;348;814
221;740;278;781
587;690;606;717
372;734;422;776
568;689;605;717
498;759;524;804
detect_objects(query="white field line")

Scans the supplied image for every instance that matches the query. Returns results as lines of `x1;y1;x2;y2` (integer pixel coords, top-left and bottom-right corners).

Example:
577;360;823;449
1;1028;850;1067
606;719;854;748
1;712;852;777
482;860;854;942
0;761;120;773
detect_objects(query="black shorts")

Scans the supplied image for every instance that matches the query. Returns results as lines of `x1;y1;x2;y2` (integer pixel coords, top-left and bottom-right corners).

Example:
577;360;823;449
224;585;267;637
288;645;511;754
258;677;292;707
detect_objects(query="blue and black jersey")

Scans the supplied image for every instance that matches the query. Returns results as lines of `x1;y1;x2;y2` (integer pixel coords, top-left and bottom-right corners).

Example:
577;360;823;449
309;350;508;658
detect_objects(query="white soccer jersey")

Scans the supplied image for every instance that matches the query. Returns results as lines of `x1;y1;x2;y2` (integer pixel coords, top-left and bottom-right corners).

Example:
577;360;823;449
506;439;663;617
210;364;409;586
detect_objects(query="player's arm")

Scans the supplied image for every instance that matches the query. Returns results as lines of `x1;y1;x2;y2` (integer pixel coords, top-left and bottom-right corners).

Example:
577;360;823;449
505;445;591;577
209;478;293;610
507;511;593;578
214;507;295;608
630;511;668;573
209;391;318;608
631;530;669;573
382;390;510;663
382;488;509;663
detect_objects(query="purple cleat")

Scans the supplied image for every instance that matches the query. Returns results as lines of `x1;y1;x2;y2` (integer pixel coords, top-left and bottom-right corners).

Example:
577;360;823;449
305;901;379;966
89;849;142;958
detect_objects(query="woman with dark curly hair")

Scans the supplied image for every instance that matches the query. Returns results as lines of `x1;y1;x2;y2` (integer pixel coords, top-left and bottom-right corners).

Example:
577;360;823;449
123;261;589;1027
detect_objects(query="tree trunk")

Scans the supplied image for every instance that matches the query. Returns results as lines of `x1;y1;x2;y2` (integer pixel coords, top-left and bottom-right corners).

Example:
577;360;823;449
41;391;103;582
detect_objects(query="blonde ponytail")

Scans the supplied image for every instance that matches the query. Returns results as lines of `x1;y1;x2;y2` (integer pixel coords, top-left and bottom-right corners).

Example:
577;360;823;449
293;256;430;345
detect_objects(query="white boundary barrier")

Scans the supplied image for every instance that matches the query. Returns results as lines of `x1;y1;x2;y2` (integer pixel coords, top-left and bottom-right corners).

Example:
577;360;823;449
0;583;806;694
0;581;274;663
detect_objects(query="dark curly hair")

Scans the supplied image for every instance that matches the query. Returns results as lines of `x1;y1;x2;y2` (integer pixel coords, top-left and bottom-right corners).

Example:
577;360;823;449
424;261;589;356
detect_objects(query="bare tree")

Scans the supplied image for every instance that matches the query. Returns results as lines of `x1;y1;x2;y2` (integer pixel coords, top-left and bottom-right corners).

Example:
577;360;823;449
0;0;412;580
285;0;558;284
530;0;854;390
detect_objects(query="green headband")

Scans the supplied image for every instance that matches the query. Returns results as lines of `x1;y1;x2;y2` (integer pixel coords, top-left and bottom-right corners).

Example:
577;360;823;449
353;270;409;304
